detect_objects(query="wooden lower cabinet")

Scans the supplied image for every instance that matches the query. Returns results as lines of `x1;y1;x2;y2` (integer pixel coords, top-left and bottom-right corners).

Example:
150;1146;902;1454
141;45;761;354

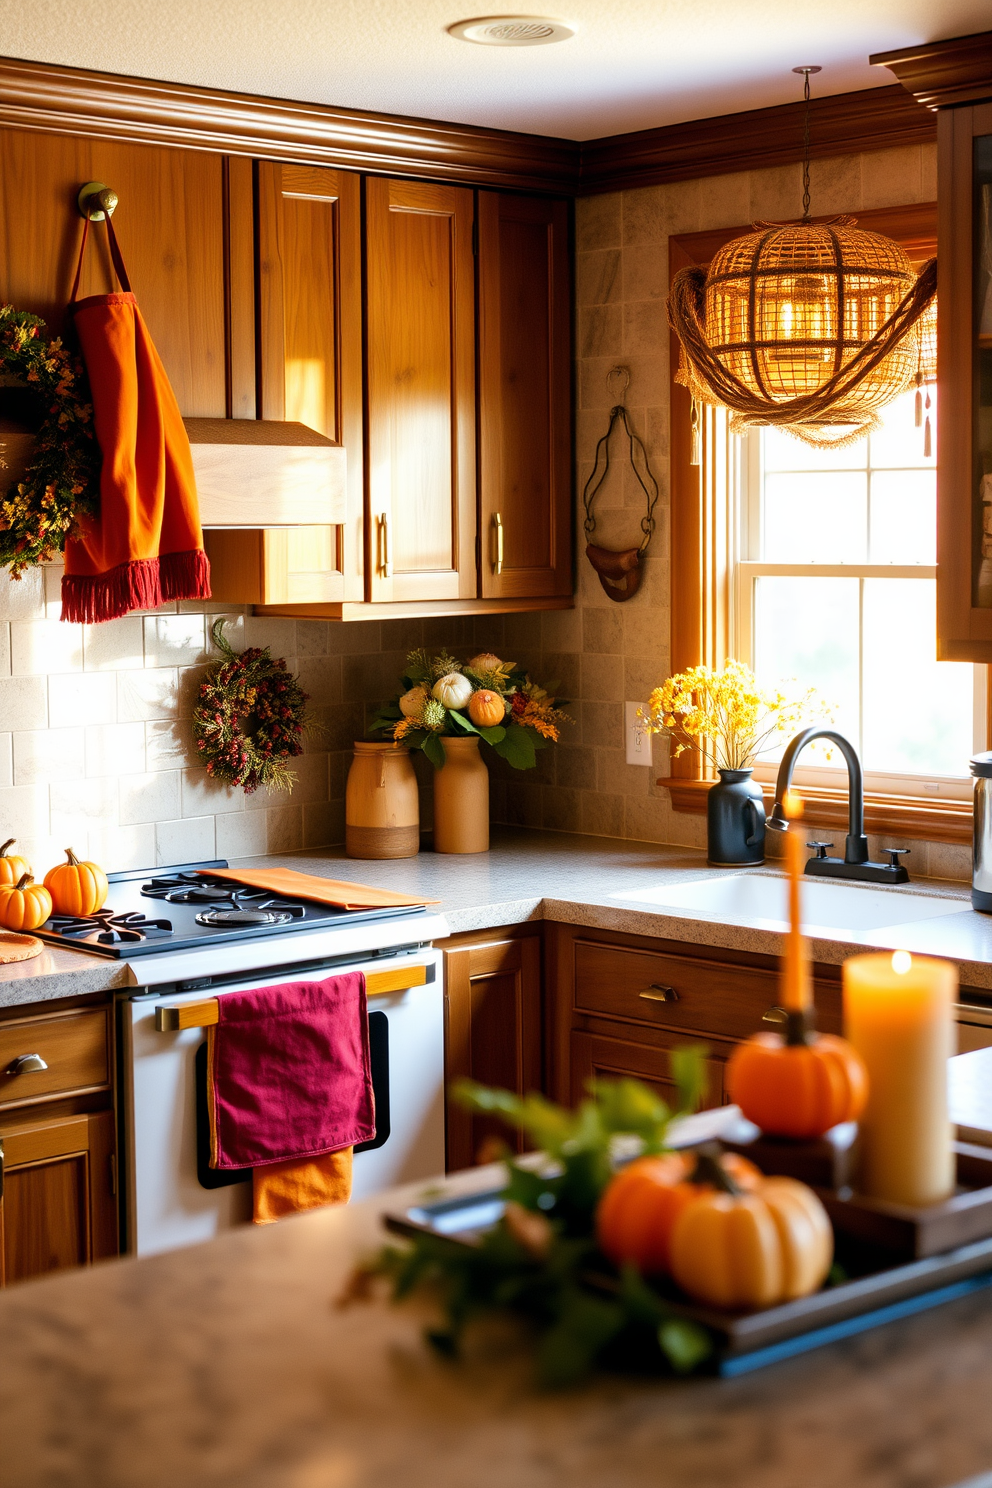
443;926;543;1172
569;1029;732;1111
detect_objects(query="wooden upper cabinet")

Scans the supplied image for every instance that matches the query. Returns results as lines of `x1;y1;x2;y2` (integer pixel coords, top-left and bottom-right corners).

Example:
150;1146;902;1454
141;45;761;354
255;162;364;601
0;127;226;417
365;177;477;603
477;193;572;599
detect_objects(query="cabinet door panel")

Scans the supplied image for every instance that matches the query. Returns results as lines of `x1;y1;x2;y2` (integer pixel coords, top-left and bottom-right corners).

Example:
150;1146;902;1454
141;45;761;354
444;935;542;1172
570;1030;728;1112
366;178;476;603
0;1110;117;1286
0;127;226;416
255;162;363;602
478;193;572;599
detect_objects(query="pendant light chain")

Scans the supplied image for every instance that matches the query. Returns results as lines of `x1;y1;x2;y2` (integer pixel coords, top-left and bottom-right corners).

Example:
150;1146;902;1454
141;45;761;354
801;69;812;222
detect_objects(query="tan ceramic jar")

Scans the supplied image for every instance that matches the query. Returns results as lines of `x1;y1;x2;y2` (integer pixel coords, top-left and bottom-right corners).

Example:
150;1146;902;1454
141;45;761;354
432;735;489;854
345;743;420;859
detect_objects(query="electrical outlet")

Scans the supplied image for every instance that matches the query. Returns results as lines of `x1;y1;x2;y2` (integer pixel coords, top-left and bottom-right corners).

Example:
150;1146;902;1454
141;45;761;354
625;702;652;766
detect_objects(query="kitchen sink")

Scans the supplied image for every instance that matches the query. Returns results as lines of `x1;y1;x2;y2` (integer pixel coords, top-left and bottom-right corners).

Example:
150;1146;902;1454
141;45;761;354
613;873;973;937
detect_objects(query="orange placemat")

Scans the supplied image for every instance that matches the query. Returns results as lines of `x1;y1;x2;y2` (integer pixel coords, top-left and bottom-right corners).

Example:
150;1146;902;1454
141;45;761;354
200;867;439;912
0;932;44;964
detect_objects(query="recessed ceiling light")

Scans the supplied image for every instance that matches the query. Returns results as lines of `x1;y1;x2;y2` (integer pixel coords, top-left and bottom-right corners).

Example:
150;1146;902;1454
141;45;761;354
447;15;576;46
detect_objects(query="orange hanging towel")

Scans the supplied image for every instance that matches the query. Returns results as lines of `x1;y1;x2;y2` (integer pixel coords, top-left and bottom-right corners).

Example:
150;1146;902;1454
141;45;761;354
61;215;211;623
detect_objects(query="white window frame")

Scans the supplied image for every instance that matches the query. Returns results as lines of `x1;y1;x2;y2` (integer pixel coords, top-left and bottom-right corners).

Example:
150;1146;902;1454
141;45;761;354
733;424;985;803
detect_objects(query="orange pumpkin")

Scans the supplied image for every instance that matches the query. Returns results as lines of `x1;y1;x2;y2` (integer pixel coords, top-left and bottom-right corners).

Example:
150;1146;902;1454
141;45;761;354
468;689;506;728
596;1149;763;1275
726;1030;869;1140
0;873;52;933
44;848;109;917
0;838;31;887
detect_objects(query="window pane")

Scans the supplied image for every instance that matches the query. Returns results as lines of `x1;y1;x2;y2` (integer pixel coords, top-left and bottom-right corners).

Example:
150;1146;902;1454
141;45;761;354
868;470;936;564
862;579;972;775
763;472;867;562
866;386;936;469
762;426;867;473
753;576;860;760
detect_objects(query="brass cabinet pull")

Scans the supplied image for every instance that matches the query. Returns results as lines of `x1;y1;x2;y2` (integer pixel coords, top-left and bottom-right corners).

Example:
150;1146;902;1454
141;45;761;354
639;984;679;1003
378;514;392;578
762;1006;788;1027
491;512;504;575
5;1052;48;1076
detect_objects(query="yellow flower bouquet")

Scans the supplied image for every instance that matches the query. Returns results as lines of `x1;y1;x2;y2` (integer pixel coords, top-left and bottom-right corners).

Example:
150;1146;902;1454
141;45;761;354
642;660;823;771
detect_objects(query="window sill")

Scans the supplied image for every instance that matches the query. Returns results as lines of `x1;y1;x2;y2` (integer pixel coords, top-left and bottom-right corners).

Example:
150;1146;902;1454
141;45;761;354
663;777;972;846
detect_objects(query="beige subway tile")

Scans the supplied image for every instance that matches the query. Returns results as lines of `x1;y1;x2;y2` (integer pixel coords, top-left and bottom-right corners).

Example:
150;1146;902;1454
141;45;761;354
181;766;244;818
581;790;624;839
861;146;923;208
303;799;344;849
583;606;623;654
43;563;65;617
622;180;700;246
266;803;303;853
576;248;621;308
555;745;597;791
576;192;622;251
255;752;329;808
502;778;543;829
82;616;144;672
86;822;156;873
119;770;181;826
155;815;215;866
0;675;48;731
579;303;623;359
581;651;625;703
0;569;45;621
622;299;669;358
216;809;269;860
10;618;83;676
749;163;805;224
542;786;581;833
807;154;862;216
49;671;116;728
295;620;330;657
85;722;146;777
622;242;666;303
0;783;51;842
244;616;297;656
201;612;245;650
295;653;342;708
621;605;667;662
0;621;9;680
697;171;751;231
921;142;937;202
541;607;582;653
117;667;179;723
143;613;207;668
579;699;623;750
624;655;665;701
502;611;544;657
0;733;11;788
13;728;84;787
928;841;971;883
177;663;216;718
145;719;193;773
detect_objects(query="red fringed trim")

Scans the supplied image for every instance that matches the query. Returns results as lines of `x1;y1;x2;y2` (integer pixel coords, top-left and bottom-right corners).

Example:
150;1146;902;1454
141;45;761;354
60;548;212;624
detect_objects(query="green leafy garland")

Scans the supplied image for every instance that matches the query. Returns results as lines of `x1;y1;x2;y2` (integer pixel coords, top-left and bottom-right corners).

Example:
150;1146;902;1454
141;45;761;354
0;305;99;576
191;620;313;794
364;1053;715;1387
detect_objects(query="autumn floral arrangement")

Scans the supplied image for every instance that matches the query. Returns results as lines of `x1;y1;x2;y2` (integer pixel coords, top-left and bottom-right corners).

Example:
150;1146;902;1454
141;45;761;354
0;305;99;576
371;649;571;770
641;659;825;770
191;620;315;794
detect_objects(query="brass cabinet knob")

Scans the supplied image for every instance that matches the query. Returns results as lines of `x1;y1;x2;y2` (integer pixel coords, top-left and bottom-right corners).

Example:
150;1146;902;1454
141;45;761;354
5;1052;48;1075
639;984;679;1003
761;1006;789;1027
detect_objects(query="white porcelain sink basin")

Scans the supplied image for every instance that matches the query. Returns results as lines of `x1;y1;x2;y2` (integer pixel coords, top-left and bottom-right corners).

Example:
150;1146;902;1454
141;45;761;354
614;873;972;937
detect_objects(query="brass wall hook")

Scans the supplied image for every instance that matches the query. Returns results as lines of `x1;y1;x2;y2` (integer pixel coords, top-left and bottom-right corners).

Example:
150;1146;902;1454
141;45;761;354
77;181;119;221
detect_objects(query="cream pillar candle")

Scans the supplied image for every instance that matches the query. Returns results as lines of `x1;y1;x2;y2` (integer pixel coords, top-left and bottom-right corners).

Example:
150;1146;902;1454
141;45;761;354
843;951;956;1207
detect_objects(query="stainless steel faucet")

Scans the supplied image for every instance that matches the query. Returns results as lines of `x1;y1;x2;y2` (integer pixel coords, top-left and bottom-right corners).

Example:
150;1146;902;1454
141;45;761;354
767;727;910;885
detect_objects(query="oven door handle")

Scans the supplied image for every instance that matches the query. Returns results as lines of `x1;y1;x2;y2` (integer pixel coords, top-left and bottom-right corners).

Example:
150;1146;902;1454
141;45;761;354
154;962;431;1032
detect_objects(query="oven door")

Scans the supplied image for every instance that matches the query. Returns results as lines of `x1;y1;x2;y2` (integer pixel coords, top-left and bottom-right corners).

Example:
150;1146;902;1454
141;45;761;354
120;948;444;1257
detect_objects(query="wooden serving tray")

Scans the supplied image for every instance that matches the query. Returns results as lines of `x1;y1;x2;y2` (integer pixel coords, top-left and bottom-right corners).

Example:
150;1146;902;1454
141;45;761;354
386;1184;992;1376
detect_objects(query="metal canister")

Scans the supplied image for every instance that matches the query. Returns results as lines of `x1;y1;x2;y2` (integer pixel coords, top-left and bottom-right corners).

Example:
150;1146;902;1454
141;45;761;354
970;752;992;911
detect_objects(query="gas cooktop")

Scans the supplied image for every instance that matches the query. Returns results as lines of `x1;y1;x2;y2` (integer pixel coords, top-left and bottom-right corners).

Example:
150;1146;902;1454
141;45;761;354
36;859;426;960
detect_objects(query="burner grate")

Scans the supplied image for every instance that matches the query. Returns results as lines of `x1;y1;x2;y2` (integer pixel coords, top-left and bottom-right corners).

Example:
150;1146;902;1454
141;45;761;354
48;909;174;944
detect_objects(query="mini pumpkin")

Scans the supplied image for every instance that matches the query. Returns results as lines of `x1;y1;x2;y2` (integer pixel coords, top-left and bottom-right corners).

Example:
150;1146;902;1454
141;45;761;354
596;1148;762;1276
44;848;109;917
467;653;504;674
468;689;506;728
0;837;31;887
398;685;428;719
0;873;52;933
669;1170;833;1310
726;1030;869;1140
432;672;474;711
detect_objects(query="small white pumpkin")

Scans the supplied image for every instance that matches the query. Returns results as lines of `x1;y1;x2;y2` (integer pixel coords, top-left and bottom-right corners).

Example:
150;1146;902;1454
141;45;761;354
468;652;504;673
398;685;428;719
432;672;474;711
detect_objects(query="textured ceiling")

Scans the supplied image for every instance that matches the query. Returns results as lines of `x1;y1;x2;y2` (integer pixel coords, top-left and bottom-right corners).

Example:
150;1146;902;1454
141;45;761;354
0;0;987;140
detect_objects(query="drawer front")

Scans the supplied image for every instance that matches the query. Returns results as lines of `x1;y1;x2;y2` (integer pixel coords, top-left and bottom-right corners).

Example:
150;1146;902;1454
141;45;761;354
0;1010;110;1108
573;940;842;1041
570;1030;730;1110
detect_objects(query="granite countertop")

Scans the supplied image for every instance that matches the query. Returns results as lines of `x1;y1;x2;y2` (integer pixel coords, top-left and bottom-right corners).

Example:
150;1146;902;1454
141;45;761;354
3;827;990;1010
2;1161;992;1488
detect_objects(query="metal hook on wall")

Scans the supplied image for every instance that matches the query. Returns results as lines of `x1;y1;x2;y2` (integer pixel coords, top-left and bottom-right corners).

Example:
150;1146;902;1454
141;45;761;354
77;182;119;221
606;364;630;404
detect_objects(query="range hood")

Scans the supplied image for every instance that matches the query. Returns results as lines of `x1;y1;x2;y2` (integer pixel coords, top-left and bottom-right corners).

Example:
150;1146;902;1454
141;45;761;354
183;418;346;528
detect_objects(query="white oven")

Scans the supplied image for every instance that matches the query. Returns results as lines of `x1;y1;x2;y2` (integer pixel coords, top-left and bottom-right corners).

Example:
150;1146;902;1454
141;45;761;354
119;933;446;1257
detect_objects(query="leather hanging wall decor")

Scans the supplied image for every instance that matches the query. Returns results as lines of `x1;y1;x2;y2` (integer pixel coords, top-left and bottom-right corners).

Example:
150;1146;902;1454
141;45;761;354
582;368;660;603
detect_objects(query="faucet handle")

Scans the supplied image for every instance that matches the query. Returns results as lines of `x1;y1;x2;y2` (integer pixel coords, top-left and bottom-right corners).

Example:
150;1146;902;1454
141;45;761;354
806;841;834;859
885;848;910;868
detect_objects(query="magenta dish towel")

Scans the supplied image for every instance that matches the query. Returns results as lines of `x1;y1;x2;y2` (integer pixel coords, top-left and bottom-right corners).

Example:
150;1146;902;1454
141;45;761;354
208;973;375;1169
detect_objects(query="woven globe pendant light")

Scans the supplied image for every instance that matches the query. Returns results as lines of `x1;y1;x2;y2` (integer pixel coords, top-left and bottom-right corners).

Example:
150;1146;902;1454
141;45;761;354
668;68;938;451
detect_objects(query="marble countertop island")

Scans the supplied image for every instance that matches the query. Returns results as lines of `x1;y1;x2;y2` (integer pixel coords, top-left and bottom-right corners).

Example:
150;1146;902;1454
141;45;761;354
2;1162;992;1488
3;827;991;1009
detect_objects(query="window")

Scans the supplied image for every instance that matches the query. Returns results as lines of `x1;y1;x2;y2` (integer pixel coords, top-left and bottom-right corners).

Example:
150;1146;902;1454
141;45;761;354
735;386;984;797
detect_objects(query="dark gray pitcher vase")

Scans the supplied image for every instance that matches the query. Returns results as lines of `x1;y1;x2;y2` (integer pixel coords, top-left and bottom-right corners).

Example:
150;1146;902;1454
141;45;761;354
707;768;766;865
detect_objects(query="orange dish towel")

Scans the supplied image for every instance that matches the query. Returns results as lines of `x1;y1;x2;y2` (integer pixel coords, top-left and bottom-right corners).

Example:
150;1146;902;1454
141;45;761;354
201;866;439;911
252;1148;353;1225
61;213;211;623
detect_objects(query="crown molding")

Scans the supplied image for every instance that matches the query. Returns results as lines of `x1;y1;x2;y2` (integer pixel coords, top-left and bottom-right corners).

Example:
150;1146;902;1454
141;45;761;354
0;55;580;194
871;30;992;109
0;55;939;199
578;84;935;194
